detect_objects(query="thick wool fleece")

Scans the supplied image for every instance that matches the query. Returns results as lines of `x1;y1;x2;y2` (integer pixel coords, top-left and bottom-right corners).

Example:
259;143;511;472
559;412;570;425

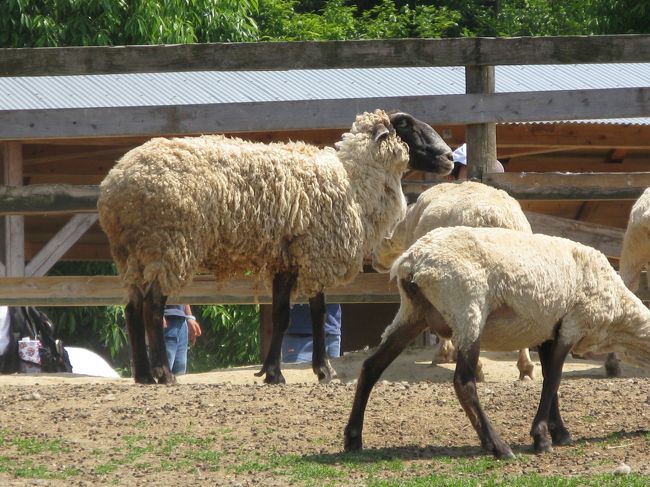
389;226;650;372
98;110;408;297
619;187;650;292
373;181;531;272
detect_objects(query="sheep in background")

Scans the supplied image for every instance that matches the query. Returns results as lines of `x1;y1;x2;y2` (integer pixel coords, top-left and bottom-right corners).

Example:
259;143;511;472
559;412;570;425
598;187;650;377
345;226;650;459
372;181;535;380
98;110;454;385
620;187;650;293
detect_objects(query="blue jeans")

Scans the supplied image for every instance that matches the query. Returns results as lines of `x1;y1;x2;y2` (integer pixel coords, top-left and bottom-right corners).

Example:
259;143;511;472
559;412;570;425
164;316;188;375
281;334;341;363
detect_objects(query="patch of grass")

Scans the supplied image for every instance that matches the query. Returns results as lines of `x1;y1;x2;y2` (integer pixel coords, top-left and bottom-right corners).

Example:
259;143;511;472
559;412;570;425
582;415;597;423
94;462;119;475
7;435;69;454
366;473;650;487
230;453;344;483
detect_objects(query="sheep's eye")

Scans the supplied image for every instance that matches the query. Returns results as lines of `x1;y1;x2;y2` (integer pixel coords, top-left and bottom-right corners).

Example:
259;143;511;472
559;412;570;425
395;117;409;129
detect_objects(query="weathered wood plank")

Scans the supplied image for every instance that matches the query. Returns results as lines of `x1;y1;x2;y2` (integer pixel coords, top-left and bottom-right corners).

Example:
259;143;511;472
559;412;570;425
3;142;24;277
2;87;648;140
25;214;98;277
0;270;647;306
0;184;99;215
0;273;400;306
484;172;650;200
525;212;624;258
1;35;649;77
1;172;648;218
497;124;650;150
465;65;497;179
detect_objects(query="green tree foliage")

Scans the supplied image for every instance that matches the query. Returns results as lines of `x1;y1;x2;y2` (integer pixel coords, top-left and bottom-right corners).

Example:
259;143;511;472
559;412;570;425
256;0;461;40
189;305;261;372
592;0;650;34
0;0;259;47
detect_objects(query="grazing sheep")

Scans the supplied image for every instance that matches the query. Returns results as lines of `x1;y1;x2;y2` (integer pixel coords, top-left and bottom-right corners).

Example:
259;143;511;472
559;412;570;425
600;187;650;377
620;187;650;293
98;110;454;385
345;226;650;459
372;181;535;380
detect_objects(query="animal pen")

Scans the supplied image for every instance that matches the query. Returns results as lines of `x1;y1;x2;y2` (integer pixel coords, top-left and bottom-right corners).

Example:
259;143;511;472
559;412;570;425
0;35;649;351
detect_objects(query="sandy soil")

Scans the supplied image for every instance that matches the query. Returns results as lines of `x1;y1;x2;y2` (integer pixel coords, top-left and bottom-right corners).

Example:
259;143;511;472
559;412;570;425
0;347;648;486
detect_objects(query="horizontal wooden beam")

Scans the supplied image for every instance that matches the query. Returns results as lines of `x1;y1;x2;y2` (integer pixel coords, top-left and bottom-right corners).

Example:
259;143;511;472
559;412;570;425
0;273;399;306
497;124;650;150
3;172;650;217
0;184;99;215
525;212;623;259
483;172;650;200
0;270;647;306
1;87;649;140
2;35;649;77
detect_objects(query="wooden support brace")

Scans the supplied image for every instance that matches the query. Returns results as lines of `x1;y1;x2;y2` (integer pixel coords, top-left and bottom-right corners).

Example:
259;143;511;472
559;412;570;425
465;65;497;180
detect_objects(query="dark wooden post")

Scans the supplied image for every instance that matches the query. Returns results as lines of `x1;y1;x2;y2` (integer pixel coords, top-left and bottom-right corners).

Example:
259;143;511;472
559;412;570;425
465;65;497;180
2;142;25;277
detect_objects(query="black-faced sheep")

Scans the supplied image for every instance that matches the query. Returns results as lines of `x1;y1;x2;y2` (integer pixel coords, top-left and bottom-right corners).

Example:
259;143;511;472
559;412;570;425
345;226;650;459
372;181;535;380
98;110;454;384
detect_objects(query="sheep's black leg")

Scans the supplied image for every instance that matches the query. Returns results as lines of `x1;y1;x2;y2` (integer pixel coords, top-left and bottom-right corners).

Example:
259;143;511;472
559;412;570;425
309;292;336;383
255;271;296;384
454;340;514;459
344;319;425;452
126;287;155;384
604;352;621;377
530;335;573;453
143;281;173;385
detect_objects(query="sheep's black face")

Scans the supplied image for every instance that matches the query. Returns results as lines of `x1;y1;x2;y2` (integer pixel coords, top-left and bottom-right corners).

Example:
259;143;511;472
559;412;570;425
390;112;454;175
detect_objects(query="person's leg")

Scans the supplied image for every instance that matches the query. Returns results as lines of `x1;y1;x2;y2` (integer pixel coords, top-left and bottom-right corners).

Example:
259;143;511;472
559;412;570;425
172;319;189;375
164;317;185;374
282;335;313;363
325;334;341;358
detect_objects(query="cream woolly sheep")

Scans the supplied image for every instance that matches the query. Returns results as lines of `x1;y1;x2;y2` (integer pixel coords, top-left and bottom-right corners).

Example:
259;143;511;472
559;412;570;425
98;110;454;384
620;187;650;293
372;181;535;380
345;226;650;459
598;187;650;378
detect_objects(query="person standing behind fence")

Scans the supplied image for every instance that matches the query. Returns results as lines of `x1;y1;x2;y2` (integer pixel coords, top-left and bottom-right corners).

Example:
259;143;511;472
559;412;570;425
449;143;504;180
163;304;202;375
282;304;342;363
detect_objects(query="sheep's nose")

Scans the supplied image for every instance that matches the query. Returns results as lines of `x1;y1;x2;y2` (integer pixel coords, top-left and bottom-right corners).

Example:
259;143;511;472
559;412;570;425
445;152;454;163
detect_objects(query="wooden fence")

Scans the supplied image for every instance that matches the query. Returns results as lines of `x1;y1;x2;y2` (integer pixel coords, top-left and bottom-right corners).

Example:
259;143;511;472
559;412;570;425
1;35;649;304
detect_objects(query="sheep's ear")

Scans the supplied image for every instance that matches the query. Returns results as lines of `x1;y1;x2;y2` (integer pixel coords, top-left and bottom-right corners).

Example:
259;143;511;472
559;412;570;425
373;124;390;143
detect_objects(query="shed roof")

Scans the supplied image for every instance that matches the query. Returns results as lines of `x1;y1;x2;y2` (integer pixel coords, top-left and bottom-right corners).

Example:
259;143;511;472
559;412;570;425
1;63;649;125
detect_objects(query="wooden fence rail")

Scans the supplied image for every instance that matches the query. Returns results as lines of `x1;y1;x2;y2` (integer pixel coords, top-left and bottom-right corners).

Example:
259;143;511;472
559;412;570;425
2;35;649;77
2;175;650;217
3;88;648;141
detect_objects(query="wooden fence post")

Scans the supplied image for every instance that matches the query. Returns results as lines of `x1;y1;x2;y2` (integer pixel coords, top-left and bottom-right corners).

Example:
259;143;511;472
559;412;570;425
2;142;24;277
465;65;497;180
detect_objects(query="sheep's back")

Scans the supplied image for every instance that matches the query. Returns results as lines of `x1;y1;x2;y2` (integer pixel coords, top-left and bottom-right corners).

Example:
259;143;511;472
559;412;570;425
394;227;629;348
409;182;531;246
98;135;366;295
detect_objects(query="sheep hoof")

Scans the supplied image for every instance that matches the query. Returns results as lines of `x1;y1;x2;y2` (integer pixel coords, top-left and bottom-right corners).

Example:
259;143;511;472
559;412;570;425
605;359;622;378
550;428;573;446
315;363;336;383
518;366;535;381
134;374;156;385
494;447;516;460
344;426;362;452
533;435;553;454
532;423;553;454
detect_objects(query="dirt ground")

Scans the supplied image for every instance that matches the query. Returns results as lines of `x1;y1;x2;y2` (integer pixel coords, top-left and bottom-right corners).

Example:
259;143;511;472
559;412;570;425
0;347;648;486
